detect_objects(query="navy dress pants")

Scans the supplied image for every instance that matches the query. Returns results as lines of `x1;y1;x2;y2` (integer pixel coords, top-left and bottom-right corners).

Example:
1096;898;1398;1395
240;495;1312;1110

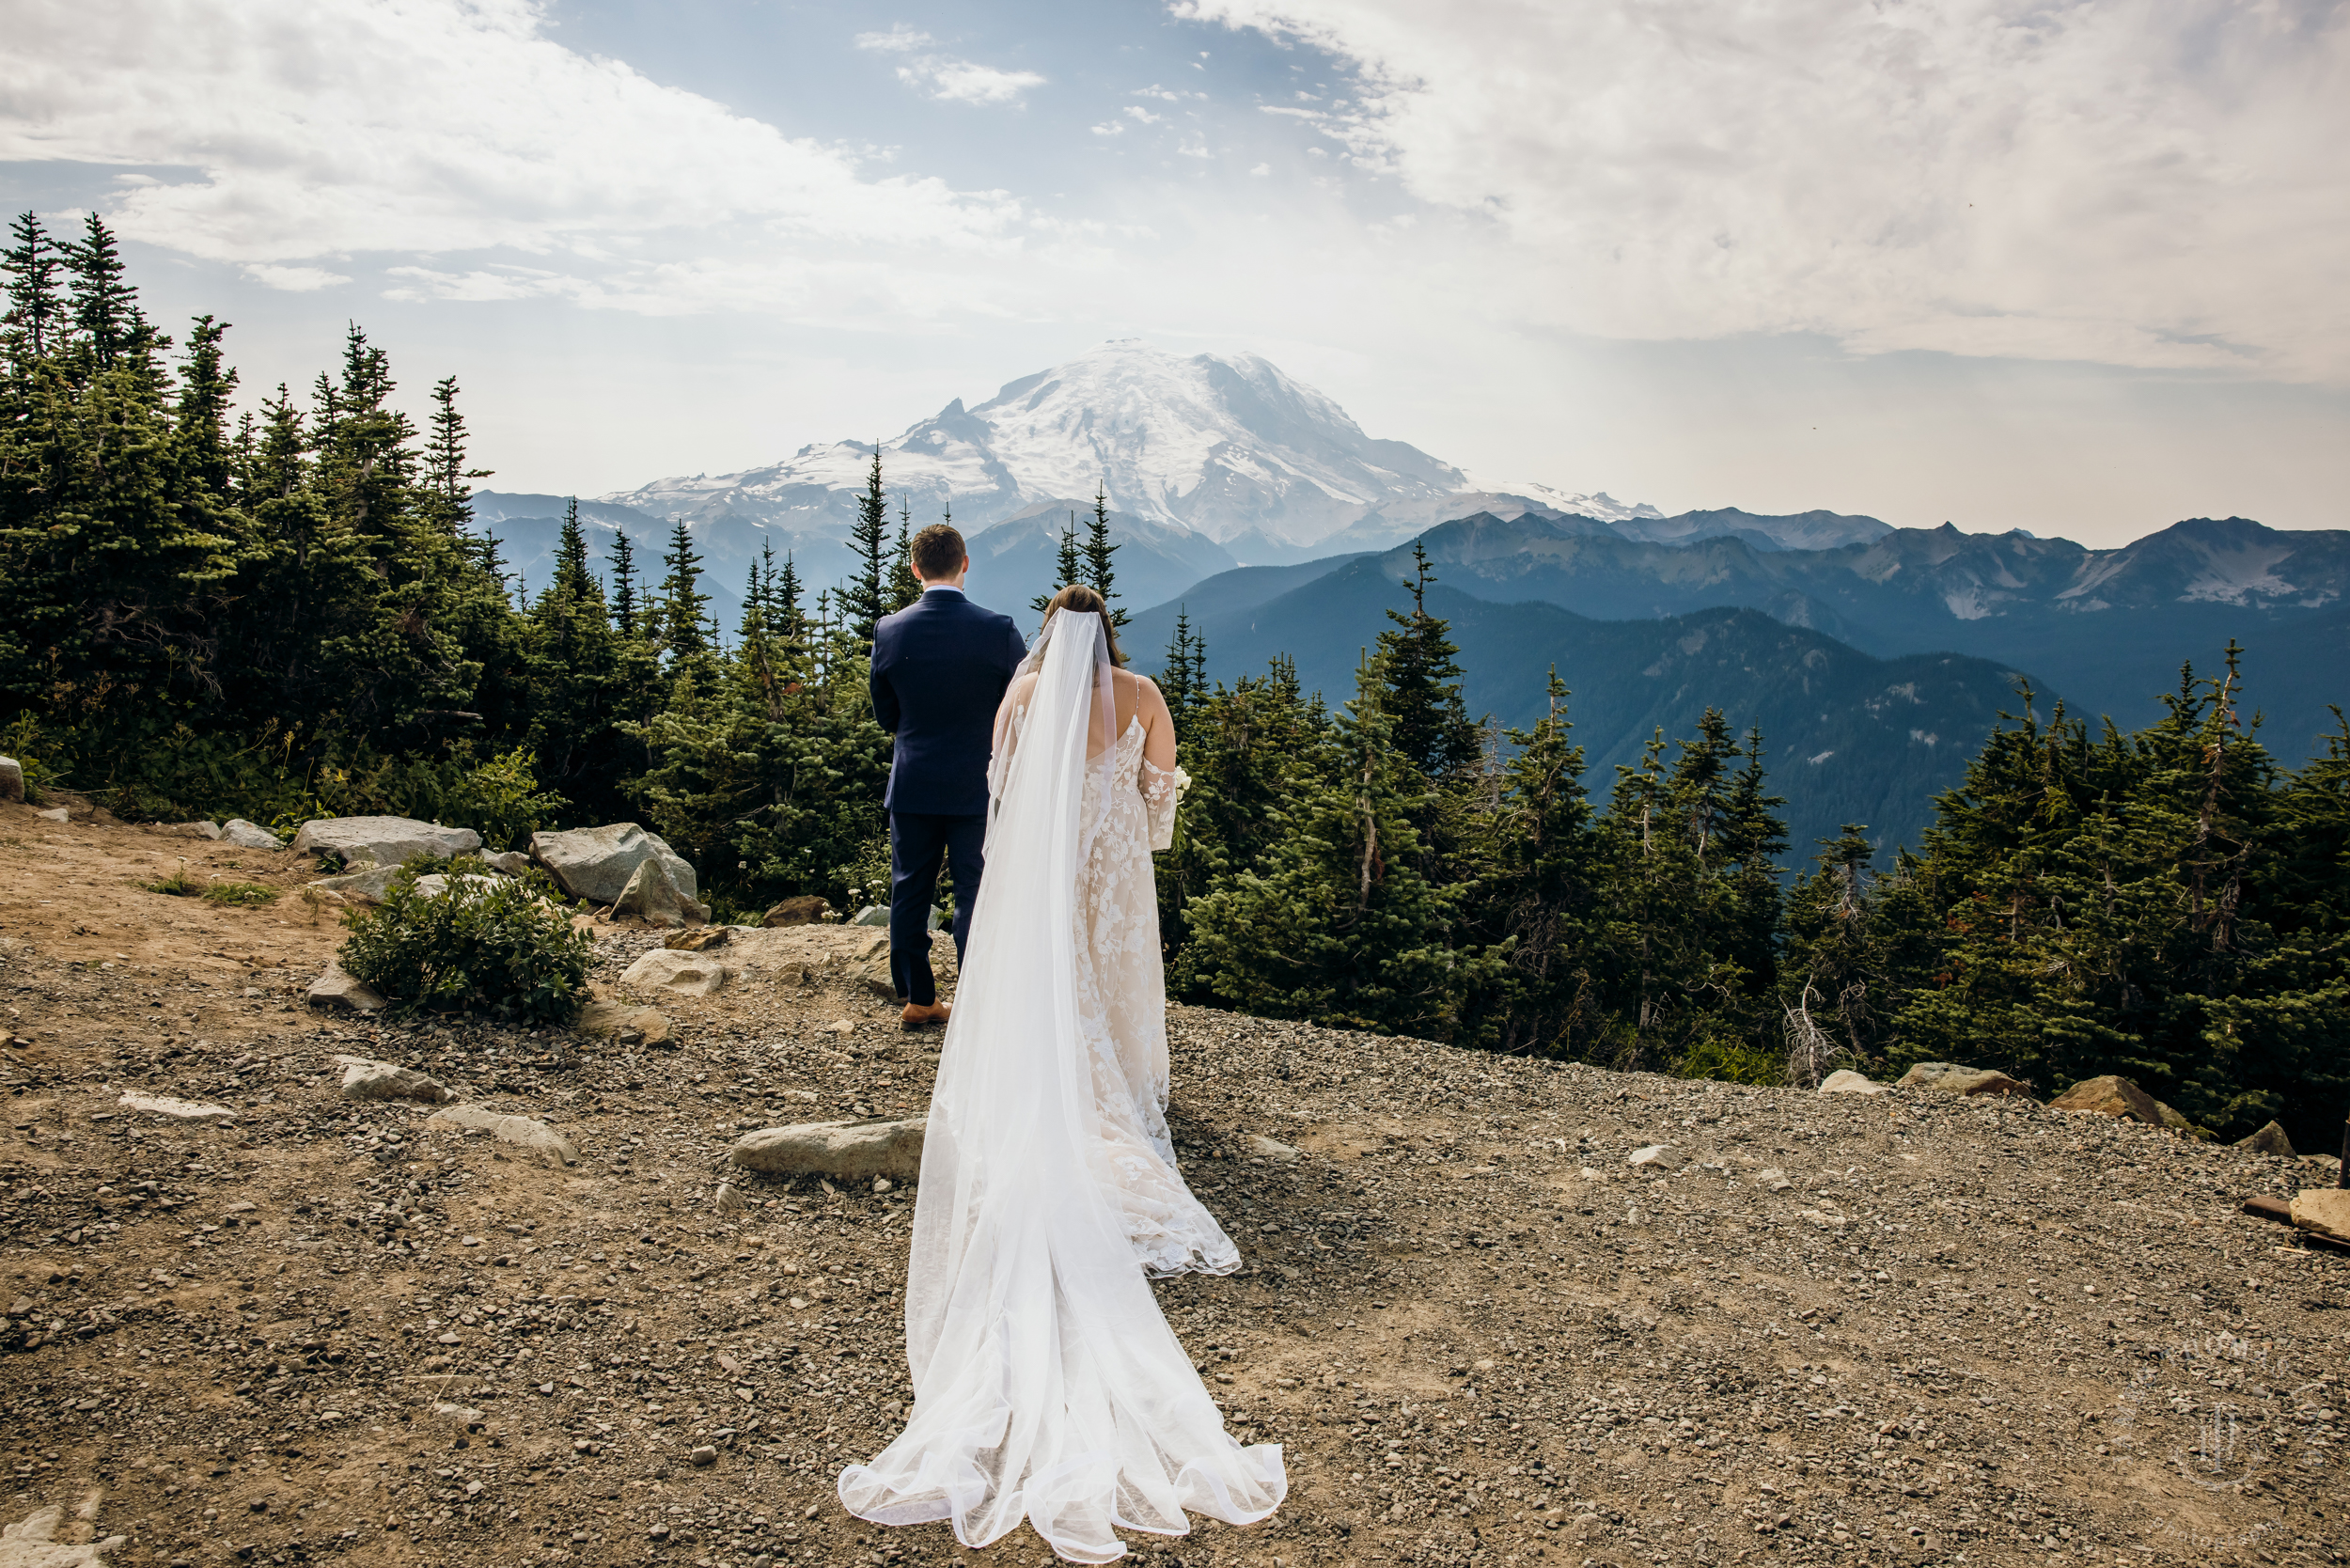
887;810;985;1007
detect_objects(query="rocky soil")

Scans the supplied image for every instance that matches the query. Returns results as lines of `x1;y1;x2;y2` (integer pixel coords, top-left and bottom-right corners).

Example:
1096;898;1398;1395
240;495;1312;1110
3;800;2346;1568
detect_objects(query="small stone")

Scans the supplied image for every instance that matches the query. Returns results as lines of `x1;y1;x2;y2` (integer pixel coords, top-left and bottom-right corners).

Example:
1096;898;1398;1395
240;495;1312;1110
1248;1134;1302;1164
664;926;731;952
334;1055;453;1105
2234;1120;2296;1158
306;960;387;1013
618;948;732;997
1893;1061;2034;1099
713;1182;748;1215
1819;1069;1888;1095
872;1177;893;1194
688;1446;717;1467
1627;1144;1682;1169
33;807;67;823
851;905;889;927
481;850;532;876
1756;1167;1794;1191
761;896;830;928
431;1402;485;1427
117;1091;235;1122
730;1119;924;1183
575;999;669;1044
162;820;222;839
217;819;284;850
424;1105;579;1168
2049;1074;2165;1124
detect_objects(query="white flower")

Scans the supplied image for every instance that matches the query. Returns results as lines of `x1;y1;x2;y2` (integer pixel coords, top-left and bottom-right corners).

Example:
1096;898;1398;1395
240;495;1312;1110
1171;765;1192;806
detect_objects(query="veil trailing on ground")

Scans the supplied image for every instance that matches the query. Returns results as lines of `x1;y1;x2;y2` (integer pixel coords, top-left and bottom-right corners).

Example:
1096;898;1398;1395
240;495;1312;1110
838;609;1287;1562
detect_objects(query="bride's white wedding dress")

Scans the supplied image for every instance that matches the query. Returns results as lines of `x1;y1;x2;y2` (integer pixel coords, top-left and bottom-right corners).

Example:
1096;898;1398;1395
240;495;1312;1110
838;610;1287;1563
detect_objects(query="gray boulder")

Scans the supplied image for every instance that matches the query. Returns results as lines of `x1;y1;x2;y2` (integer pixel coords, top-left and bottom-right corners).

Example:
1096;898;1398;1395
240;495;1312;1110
618;947;731;996
2234;1120;2295;1158
483;849;532;876
306;959;387;1012
291;815;480;868
424;1105;578;1167
308;862;404;903
1894;1061;2035;1100
164;820;224;839
529;823;700;908
219;818;285;850
1820;1069;1889;1095
731;1119;924;1183
610;853;707;927
335;1055;453;1104
0;755;19;804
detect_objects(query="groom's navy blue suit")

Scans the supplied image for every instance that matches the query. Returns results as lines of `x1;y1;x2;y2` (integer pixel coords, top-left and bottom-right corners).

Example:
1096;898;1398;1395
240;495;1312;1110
869;586;1027;1007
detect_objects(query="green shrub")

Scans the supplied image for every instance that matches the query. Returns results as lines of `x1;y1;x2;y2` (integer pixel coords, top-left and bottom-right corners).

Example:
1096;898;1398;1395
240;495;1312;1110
339;870;595;1025
203;882;280;907
142;861;203;897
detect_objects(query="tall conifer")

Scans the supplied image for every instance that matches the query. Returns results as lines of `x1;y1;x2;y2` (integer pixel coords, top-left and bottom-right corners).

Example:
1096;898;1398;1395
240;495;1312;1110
843;443;889;643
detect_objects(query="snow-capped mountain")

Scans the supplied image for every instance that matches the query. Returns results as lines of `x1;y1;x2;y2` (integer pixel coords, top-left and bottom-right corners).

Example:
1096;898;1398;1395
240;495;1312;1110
601;340;1629;557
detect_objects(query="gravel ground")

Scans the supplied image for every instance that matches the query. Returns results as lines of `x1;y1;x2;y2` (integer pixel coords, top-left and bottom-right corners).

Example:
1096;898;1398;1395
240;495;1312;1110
3;801;2346;1568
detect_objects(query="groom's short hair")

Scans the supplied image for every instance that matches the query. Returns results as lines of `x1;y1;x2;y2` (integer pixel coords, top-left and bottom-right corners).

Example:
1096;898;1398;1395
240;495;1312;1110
911;524;965;582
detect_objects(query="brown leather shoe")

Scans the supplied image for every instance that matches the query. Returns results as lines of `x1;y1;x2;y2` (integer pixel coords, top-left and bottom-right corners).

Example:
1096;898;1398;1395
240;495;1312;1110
901;1001;950;1030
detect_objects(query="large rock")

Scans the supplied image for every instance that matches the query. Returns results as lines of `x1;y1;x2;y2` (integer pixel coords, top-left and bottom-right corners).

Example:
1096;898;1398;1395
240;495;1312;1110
1894;1061;2034;1099
219;818;284;850
619;948;732;996
761;896;830;928
529;823;699;907
730;1119;924;1183
306;959;387;1012
2291;1188;2350;1247
290;815;480;868
1819;1069;1888;1095
118;1091;235;1122
2;1503;125;1566
335;1055;453;1104
0;756;20;805
2235;1120;2296;1157
424;1105;578;1167
308;862;406;903
482;850;532;876
2154;1100;2204;1138
2049;1074;2164;1124
611;854;707;927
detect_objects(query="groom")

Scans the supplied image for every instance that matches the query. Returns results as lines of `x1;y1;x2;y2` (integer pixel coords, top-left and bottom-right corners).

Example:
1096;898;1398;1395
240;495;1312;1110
868;523;1027;1027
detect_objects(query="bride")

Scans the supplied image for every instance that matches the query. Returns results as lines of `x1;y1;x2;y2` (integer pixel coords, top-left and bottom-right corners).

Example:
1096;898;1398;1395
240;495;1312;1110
838;588;1289;1562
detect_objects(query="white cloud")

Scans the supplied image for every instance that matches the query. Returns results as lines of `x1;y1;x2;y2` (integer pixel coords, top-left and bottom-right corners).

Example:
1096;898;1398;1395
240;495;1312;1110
908;59;1048;106
1178;0;2350;382
243;263;352;291
1091;121;1128;137
1123;105;1163;125
0;0;1018;276
857;28;1045;105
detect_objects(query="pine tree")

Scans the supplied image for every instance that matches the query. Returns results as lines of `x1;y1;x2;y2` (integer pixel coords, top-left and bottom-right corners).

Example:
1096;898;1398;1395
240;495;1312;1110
421;375;490;534
1081;488;1129;635
1159;609;1208;737
656;519;710;660
551;498;595;605
1031;514;1086;618
1376;543;1481;778
2;211;62;365
61;212;136;369
885;497;923;611
842;443;889;644
608;531;640;635
174;315;239;499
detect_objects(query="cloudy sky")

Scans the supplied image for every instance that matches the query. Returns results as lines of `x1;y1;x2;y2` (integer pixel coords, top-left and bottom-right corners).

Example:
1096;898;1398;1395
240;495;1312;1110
5;0;2345;543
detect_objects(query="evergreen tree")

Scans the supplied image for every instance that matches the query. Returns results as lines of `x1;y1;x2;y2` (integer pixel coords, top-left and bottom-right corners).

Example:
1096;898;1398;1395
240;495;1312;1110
551;499;595;605
421;375;490;536
174;315;239;500
842;444;889;643
608;530;639;635
656;519;711;660
61;212;137;370
1376;543;1481;778
1081;488;1128;635
887;498;923;612
2;212;62;364
1032;514;1086;618
1159;609;1208;738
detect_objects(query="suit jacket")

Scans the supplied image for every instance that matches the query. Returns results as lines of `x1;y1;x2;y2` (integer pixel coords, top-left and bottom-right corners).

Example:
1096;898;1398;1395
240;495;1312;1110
870;588;1028;818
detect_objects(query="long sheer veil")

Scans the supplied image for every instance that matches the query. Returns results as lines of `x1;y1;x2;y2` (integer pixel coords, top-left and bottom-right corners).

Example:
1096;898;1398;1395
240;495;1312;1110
838;609;1287;1562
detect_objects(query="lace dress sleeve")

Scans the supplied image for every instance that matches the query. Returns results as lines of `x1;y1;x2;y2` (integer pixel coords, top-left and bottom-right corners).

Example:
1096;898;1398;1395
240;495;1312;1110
1139;759;1186;852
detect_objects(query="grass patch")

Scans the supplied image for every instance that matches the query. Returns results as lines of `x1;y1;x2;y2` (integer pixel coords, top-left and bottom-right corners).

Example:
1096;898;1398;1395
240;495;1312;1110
203;881;280;907
142;862;204;897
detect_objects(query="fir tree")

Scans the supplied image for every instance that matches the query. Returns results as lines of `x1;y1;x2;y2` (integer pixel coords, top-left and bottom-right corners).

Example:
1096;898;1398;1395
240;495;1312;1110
421;375;490;534
1159;609;1208;737
551;498;595;605
1031;514;1086;618
887;498;923;611
2;211;62;364
174;315;239;500
1376;543;1481;777
608;531;640;635
656;518;711;660
61;212;136;369
842;443;889;644
1081;488;1129;634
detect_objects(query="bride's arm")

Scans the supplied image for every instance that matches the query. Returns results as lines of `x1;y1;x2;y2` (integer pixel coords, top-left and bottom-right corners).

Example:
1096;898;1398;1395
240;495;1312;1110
1136;677;1183;852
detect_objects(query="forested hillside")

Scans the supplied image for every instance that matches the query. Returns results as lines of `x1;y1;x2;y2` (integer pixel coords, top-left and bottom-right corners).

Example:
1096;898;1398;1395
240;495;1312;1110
4;218;2342;1150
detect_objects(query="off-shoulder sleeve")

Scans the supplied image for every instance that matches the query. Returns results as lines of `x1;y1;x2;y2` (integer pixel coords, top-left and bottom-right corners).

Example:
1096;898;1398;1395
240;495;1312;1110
1140;758;1184;852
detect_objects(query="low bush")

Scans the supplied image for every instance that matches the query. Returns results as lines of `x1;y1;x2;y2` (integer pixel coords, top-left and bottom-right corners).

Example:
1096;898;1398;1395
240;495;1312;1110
202;882;279;907
339;870;595;1025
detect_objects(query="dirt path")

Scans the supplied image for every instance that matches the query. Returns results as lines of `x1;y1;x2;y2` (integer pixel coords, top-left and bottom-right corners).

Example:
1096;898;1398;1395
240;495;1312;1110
3;802;2344;1568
